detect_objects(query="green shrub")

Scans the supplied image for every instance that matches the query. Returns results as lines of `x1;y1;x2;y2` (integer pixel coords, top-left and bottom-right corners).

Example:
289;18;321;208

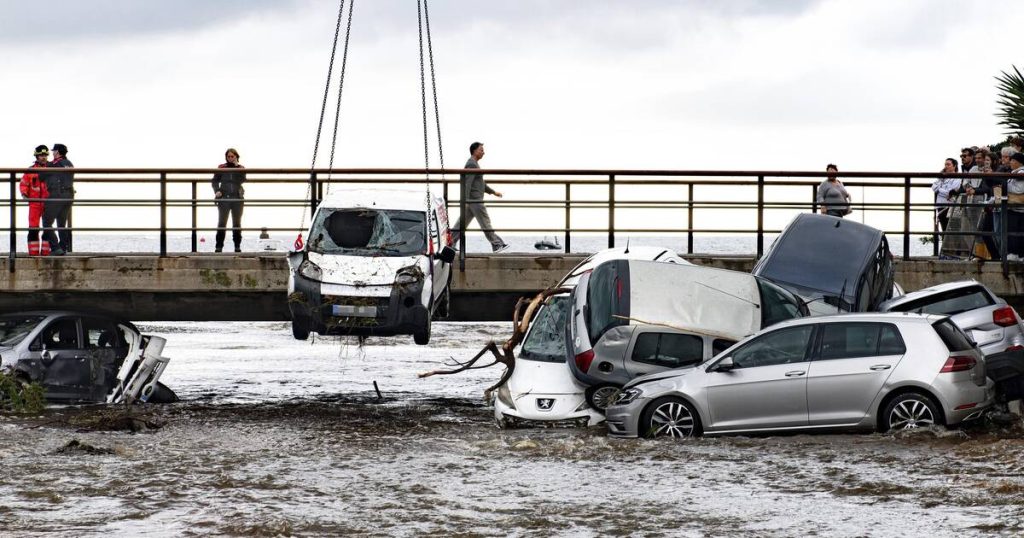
0;371;45;414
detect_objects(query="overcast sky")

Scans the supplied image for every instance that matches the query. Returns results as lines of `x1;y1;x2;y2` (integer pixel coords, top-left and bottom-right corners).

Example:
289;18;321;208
2;0;1022;172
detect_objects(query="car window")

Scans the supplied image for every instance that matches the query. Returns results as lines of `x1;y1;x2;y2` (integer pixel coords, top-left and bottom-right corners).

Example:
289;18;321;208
933;319;974;352
818;322;905;360
631;332;704;369
888;286;995;316
0;315;45;347
731;325;813;369
520;296;569;363
712;338;737;356
83;318;126;349
308;208;427;256
757;278;805;327
586;261;628;345
35;318;80;351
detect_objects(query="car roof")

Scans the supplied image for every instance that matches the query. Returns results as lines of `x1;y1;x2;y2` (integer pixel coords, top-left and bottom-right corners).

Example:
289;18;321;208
0;310;138;329
764;311;942;329
559;246;688;286
877;280;991;310
318;186;442;212
754;213;886;298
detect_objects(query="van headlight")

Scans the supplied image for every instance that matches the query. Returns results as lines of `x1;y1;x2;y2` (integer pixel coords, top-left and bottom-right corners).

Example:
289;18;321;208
614;387;643;405
496;385;516;410
298;259;322;281
395;266;423;285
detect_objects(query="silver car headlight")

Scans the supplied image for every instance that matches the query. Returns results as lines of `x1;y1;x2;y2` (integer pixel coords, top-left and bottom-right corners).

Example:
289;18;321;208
395;266;423;285
614;387;644;405
298;259;322;281
496;384;516;410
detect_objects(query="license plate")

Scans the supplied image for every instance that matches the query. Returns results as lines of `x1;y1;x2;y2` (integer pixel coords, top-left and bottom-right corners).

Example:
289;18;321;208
332;304;377;317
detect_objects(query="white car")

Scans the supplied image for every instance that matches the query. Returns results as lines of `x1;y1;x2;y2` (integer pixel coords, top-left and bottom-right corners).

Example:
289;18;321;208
494;247;688;427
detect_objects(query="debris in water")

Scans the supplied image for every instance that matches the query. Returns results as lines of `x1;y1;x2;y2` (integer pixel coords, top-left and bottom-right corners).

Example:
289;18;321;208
56;439;115;455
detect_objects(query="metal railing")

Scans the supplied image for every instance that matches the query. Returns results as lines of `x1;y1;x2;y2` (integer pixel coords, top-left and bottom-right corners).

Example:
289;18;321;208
3;167;1021;275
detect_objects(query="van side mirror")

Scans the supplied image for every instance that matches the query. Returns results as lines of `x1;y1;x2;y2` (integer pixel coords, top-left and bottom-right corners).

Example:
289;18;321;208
711;357;735;373
437;246;456;264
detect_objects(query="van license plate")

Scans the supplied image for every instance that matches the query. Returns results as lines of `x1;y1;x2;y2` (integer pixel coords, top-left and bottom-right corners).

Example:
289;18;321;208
332;304;377;317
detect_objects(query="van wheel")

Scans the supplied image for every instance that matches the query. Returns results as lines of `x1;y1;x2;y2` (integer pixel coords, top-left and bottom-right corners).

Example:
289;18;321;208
640;396;702;439
146;382;179;404
414;319;431;345
292;319;310;341
585;384;621;412
883;392;941;431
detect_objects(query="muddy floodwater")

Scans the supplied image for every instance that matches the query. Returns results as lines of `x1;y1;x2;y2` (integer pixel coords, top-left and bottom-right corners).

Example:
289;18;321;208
2;322;1024;537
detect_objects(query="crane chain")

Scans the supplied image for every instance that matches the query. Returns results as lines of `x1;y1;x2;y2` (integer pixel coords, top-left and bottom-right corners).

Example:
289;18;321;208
423;0;445;178
325;0;357;199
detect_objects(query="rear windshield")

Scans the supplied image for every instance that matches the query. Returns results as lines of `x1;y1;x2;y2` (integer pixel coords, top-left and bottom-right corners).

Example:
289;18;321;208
757;278;806;327
520;296;570;363
586;261;629;345
889;286;995;316
308;208;426;256
932;319;975;352
0;315;44;347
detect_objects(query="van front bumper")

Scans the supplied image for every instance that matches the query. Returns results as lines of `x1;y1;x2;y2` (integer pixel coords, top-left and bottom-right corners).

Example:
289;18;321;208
288;273;428;337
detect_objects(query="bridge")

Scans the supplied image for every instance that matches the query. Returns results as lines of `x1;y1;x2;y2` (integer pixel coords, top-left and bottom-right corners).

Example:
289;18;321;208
2;167;1021;320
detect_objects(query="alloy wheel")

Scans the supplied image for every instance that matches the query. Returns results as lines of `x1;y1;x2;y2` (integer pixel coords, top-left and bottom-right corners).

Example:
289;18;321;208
888;399;936;430
589;385;620;411
650;401;696;438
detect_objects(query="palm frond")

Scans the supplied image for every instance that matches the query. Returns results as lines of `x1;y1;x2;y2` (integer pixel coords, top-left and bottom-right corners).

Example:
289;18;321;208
995;65;1024;134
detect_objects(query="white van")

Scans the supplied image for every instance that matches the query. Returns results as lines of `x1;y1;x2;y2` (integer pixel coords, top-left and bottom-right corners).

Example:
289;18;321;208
286;187;456;345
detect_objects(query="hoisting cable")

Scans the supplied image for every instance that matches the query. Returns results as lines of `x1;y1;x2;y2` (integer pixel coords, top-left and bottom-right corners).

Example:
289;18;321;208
423;0;446;178
416;0;435;259
324;0;357;200
298;0;347;250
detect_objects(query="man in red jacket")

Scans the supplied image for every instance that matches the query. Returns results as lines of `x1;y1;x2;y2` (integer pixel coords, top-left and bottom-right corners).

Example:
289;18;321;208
19;145;50;245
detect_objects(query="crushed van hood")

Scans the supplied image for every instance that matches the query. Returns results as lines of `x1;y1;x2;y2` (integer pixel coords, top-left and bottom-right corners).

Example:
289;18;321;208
307;252;422;286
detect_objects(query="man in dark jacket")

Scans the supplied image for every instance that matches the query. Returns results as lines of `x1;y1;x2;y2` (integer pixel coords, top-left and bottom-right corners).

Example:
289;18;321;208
450;142;508;252
41;143;74;255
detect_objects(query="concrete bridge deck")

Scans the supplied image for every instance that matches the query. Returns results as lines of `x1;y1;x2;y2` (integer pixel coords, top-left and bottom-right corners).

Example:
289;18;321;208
1;253;1022;321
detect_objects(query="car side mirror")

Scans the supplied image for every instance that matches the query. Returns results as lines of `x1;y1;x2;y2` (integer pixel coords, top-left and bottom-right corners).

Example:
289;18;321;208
437;246;456;264
712;357;735;373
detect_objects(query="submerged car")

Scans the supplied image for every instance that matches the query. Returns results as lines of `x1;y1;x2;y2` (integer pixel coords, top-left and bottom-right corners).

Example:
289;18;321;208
0;311;174;404
878;280;1024;356
494;246;687;427
287;187;456;345
606;313;994;439
753;213;895;315
566;260;808;411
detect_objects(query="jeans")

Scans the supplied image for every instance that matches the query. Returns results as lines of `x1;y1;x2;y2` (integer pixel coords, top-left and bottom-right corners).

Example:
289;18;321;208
216;200;244;249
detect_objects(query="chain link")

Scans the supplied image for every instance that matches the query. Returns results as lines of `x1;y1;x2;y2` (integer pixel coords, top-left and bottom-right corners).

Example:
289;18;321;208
423;0;445;178
325;0;357;200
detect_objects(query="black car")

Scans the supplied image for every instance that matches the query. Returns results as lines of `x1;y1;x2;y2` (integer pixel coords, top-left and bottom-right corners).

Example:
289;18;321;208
752;214;895;314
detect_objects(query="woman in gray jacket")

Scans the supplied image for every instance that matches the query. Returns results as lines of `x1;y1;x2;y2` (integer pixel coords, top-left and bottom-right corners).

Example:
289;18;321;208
816;164;851;218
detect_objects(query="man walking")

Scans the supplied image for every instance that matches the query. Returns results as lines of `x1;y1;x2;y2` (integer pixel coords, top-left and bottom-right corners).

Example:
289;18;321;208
41;143;74;255
451;142;508;252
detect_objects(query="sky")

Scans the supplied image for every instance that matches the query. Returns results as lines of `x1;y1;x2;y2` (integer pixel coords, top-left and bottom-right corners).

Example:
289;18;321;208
1;0;1022;239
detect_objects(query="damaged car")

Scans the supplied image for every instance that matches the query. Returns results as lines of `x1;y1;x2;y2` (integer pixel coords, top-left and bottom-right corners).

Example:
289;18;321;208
495;246;688;428
287;187;456;345
0;311;175;404
753;213;895;315
566;260;808;411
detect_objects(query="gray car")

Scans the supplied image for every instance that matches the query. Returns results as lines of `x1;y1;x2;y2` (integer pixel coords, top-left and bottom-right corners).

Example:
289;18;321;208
878;280;1024;357
606;313;994;438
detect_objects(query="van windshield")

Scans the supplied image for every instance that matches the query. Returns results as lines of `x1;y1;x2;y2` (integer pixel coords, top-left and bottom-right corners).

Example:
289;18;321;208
308;209;426;257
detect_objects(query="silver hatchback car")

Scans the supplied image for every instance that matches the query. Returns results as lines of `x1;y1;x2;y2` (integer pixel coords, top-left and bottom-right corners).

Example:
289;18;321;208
606;313;994;438
878;280;1024;357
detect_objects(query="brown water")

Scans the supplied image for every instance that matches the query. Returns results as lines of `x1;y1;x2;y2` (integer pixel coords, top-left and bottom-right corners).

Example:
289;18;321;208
1;323;1023;537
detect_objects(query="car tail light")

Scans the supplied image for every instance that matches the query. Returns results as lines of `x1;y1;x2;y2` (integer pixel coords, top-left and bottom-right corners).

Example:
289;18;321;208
1006;345;1024;352
993;306;1018;327
575;349;595;373
940;355;977;373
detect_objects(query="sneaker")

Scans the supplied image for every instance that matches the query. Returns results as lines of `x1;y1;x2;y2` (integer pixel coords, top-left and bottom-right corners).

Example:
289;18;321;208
50;248;66;256
1008;254;1022;262
215;247;223;253
494;244;510;253
234;247;242;253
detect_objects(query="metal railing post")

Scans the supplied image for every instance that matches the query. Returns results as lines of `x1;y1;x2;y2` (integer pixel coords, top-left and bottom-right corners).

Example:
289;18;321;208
309;172;318;215
459;183;466;272
564;182;571;253
191;180;198;253
903;177;911;259
1001;179;1009;277
159;172;168;257
9;172;16;272
608;174;615;248
687;183;694;254
810;184;817;214
756;175;765;258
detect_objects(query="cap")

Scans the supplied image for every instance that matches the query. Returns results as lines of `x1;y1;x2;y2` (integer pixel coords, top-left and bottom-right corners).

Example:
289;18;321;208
52;143;68;154
1011;152;1024;166
33;145;49;156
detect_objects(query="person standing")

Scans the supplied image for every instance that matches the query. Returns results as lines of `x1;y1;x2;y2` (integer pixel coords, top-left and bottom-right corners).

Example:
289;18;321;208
1005;152;1024;261
20;145;50;247
960;147;979;174
41;143;74;255
932;158;961;232
451;142;508;252
816;164;851;218
212;148;246;252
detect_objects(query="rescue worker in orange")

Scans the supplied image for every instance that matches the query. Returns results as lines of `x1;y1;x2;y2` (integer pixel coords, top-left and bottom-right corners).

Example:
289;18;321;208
19;145;50;244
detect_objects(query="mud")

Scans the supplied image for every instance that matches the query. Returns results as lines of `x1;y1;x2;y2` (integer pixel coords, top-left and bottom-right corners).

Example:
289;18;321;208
0;322;1023;536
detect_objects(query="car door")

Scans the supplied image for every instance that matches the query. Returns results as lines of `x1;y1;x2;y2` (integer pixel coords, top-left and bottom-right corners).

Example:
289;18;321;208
623;329;705;378
82;317;128;399
26;316;93;401
806;322;905;426
704;324;814;431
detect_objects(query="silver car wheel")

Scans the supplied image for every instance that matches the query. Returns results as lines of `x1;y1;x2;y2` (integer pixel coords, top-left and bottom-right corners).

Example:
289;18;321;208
889;399;936;430
650;401;696;438
589;385;619;411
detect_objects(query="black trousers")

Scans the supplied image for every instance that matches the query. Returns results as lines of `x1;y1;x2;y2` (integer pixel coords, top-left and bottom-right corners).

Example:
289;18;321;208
41;199;72;252
216;200;244;249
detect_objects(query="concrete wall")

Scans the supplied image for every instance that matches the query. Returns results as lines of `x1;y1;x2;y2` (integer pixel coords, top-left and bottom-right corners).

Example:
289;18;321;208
1;254;1021;320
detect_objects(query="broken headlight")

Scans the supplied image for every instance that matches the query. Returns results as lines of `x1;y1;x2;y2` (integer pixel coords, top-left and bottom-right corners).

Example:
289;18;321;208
298;259;322;281
496;384;516;410
614;387;643;405
395;266;423;285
